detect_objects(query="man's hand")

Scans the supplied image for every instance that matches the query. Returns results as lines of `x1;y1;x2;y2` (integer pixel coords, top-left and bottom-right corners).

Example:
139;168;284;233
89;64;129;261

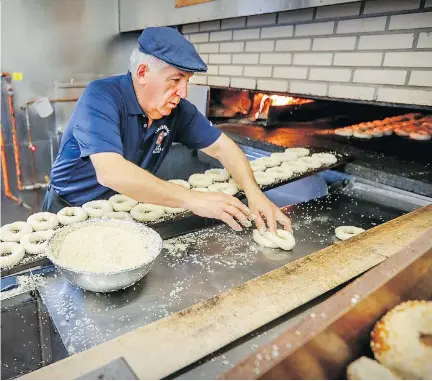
184;191;253;232
246;189;292;233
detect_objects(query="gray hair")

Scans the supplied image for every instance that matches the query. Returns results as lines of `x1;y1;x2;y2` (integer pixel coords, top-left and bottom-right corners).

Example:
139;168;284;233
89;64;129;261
129;48;169;77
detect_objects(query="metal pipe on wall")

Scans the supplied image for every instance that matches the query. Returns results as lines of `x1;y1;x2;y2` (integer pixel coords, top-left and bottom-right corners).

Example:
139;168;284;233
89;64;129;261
24;107;39;211
0;123;31;209
1;72;24;191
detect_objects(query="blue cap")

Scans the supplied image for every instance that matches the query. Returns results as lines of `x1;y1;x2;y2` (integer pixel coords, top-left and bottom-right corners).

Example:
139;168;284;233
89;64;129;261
138;26;207;73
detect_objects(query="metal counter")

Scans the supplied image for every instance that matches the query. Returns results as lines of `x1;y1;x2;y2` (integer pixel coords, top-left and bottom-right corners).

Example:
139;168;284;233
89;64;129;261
37;182;413;370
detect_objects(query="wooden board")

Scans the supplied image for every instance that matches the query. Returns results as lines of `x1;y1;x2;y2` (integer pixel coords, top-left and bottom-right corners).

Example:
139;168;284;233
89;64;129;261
175;0;213;8
21;205;432;380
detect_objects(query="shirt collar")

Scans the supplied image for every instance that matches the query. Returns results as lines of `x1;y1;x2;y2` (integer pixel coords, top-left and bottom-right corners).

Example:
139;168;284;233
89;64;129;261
120;72;146;115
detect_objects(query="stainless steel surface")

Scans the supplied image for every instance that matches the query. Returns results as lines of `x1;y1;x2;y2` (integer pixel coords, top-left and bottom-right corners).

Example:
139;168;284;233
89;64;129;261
45;220;163;293
38;186;407;358
345;178;432;212
119;0;361;31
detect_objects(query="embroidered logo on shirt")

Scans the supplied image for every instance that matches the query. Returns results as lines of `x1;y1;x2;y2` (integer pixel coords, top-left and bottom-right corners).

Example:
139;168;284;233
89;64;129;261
153;125;170;154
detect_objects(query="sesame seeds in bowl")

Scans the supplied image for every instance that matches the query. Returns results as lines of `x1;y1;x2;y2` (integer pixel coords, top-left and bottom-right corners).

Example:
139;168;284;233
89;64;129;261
45;219;163;292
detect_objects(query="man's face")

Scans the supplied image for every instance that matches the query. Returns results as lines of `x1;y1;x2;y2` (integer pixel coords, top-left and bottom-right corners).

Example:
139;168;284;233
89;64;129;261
134;64;193;120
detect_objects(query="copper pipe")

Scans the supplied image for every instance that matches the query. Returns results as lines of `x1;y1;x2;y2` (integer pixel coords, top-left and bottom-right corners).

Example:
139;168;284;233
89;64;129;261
2;72;23;190
24;107;39;212
22;97;78;109
0;123;31;209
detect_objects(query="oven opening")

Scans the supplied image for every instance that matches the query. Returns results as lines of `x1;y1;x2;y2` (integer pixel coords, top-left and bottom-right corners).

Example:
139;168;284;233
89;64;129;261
207;86;431;163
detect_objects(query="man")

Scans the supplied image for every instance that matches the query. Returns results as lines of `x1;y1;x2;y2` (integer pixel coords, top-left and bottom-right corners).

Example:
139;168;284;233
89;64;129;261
43;26;291;233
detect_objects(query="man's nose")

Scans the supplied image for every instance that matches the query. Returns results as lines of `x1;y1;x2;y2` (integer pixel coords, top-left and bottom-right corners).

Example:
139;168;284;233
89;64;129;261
176;82;188;99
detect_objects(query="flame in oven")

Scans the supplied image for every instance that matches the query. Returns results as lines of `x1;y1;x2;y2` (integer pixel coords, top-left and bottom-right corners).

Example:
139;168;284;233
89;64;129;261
254;94;314;120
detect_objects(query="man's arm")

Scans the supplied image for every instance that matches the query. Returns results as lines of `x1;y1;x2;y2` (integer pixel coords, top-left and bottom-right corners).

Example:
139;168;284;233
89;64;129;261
91;152;252;231
201;133;292;233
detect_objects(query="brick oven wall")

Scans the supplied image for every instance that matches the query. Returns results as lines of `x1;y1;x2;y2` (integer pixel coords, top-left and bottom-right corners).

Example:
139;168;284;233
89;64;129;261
181;0;432;107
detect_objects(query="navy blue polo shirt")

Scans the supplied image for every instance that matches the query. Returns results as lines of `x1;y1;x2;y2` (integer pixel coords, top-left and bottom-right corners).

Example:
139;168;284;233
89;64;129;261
50;73;221;205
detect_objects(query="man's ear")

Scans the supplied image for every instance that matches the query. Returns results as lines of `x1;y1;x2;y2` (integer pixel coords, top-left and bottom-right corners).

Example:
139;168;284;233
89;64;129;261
136;64;149;85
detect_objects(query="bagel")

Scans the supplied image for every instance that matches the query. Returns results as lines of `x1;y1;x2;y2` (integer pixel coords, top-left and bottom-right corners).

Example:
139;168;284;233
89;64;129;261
285;147;310;157
103;211;133;221
208;182;238;196
312;153;338;165
27;212;59;231
298;156;322;169
281;160;309;174
130;204;165;222
270;152;297;162
188;173;213;188
252;229;278;248
347;357;398;380
20;230;55;255
254;156;281;168
371;129;384;138
109;194;138;212
192;187;210;192
371;300;432;379
263;230;296;251
266;166;293;181
335;128;353;137
205;168;230;182
254;171;277;186
253;229;296;251
164;206;187;214
335;226;365;241
82;200;113;218
57;207;88;225
409;131;431;141
0;242;25;268
0;222;33;242
168;179;191;189
353;131;373;139
249;160;267;172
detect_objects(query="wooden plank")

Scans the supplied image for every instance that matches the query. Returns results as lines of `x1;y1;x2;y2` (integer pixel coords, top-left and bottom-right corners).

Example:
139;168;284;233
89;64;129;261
175;0;214;8
21;205;432;380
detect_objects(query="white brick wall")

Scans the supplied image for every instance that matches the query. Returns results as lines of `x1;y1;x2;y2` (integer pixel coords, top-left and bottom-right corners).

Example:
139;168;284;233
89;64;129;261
353;69;407;85
181;2;432;106
337;17;387;34
363;0;421;14
309;68;351;82
316;2;361;19
312;36;356;50
358;33;415;50
260;53;292;65
274;66;308;79
417;32;432;48
244;66;272;77
231;77;256;89
290;81;328;96
409;70;432;87
329;84;375;100
276;38;311;51
295;21;334;36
